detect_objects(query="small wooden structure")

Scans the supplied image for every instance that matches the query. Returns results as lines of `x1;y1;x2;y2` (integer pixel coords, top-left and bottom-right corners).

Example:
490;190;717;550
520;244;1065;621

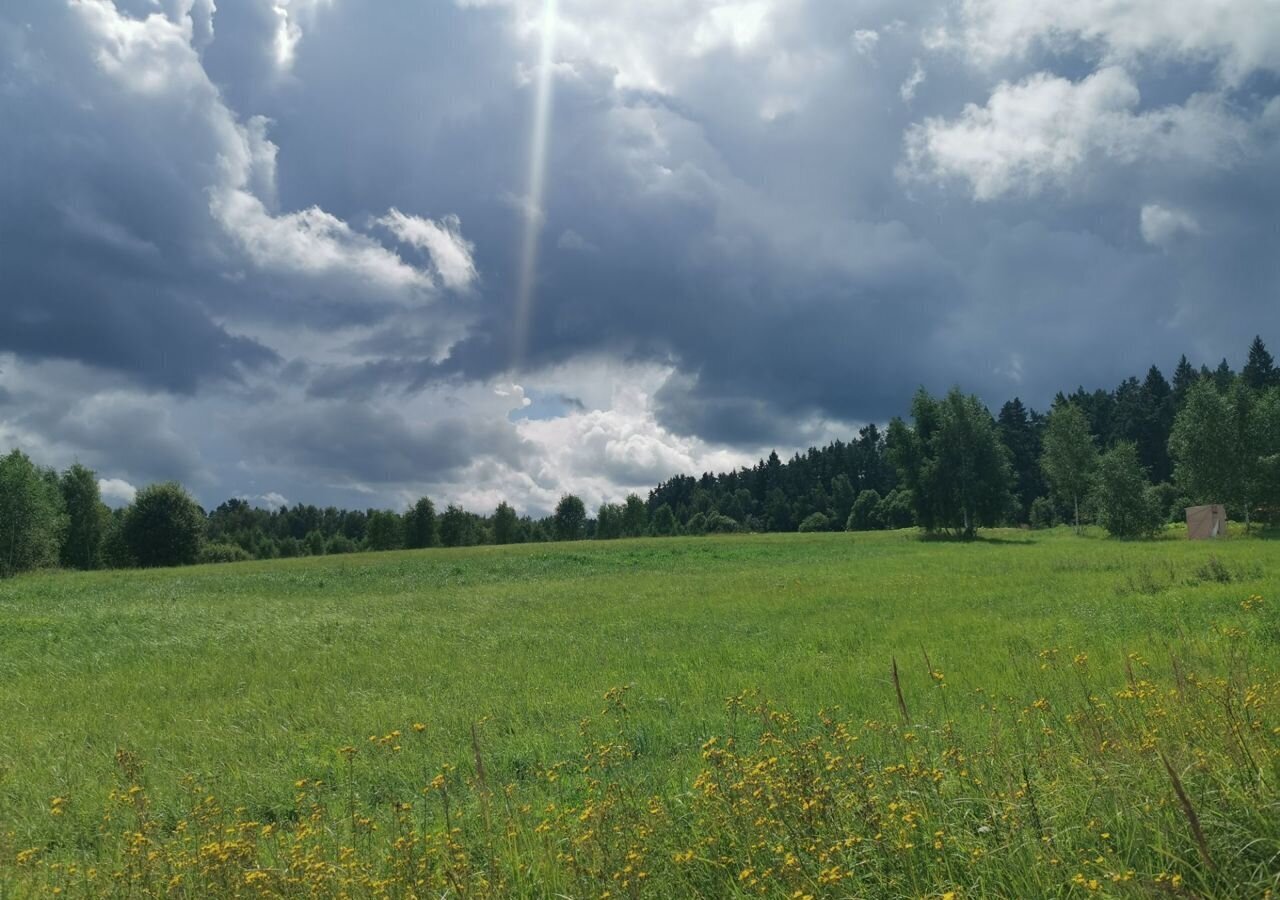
1185;504;1227;540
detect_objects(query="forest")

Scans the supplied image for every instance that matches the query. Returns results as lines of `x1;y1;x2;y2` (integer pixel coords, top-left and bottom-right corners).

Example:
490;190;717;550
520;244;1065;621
2;336;1278;575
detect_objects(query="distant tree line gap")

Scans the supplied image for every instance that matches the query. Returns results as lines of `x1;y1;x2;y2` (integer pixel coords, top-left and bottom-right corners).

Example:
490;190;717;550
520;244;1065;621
2;336;1278;574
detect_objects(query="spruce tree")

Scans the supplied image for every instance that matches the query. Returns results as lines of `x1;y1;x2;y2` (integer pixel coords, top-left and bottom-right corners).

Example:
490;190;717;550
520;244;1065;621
1243;335;1278;390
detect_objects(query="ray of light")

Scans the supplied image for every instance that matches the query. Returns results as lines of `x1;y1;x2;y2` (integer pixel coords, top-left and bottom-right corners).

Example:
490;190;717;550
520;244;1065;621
511;0;559;369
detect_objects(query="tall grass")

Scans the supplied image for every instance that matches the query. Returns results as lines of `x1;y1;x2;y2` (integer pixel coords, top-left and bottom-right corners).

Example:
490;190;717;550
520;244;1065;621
0;530;1276;896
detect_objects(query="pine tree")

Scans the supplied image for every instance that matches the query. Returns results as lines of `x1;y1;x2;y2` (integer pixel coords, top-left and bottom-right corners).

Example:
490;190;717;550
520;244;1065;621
1242;335;1278;390
1213;358;1235;392
997;397;1045;521
1171;355;1197;411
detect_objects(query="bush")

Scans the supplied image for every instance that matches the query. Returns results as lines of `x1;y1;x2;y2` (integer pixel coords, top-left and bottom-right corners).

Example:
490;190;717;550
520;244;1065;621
704;513;740;534
797;512;830;533
1029;496;1058;529
197;542;252;564
685;512;707;535
326;534;357;555
876;489;915;530
305;530;326;556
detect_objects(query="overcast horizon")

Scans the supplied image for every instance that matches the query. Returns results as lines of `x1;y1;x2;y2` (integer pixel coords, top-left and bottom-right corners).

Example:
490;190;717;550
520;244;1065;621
2;0;1278;516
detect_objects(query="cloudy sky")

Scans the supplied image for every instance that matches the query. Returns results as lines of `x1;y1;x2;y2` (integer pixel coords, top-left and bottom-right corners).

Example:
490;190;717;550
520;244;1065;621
2;0;1278;515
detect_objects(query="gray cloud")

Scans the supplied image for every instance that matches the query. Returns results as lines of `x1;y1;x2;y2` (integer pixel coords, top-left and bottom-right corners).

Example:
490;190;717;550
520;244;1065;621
0;0;1277;511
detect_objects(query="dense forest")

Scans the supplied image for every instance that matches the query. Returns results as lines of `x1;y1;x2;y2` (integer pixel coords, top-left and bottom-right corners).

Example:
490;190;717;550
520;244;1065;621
2;336;1278;575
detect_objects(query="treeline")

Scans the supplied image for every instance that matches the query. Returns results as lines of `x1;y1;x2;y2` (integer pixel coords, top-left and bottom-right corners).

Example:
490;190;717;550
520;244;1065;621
1;336;1278;575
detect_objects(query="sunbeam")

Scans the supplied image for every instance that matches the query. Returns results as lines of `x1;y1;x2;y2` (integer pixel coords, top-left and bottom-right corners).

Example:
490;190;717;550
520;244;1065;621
511;0;558;369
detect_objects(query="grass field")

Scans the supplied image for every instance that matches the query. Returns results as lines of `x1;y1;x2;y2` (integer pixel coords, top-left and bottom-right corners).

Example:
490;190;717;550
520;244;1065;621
1;528;1277;897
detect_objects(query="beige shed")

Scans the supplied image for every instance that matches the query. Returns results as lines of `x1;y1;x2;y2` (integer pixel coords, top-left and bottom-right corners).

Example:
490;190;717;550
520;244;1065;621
1185;504;1227;540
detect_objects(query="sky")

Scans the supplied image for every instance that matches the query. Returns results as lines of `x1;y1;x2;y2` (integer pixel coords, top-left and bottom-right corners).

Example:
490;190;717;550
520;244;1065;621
1;0;1278;516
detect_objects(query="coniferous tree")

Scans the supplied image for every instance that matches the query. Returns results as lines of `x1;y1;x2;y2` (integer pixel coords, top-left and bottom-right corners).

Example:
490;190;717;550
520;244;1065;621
1243;335;1278;390
1213;358;1235;392
1171;354;1198;412
997;397;1044;522
1138;365;1174;483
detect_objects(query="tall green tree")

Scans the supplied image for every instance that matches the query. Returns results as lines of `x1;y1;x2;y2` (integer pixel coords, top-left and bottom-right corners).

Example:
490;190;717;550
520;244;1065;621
553;494;586;541
829;474;857;527
1212;358;1235;392
1242;335;1278;390
887;388;1013;537
0;450;66;578
1170;378;1275;530
650;503;677;536
493;501;518;544
438;504;470;547
1171;355;1198;412
364;510;403;551
1040;403;1098;533
122;482;204;568
621;494;648;538
997;397;1044;521
59;463;107;570
1090;443;1163;538
1138;366;1174;482
596;503;622;539
403;497;437;549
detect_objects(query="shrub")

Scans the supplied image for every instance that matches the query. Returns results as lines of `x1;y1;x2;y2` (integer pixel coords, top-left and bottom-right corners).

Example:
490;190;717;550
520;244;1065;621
685;512;707;535
797;512;830;533
326;534;357;554
703;513;740;534
305;530;327;556
197;542;252;564
876;488;915;530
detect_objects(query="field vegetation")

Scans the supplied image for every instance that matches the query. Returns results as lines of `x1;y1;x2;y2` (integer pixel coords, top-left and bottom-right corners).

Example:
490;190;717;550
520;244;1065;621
1;529;1277;897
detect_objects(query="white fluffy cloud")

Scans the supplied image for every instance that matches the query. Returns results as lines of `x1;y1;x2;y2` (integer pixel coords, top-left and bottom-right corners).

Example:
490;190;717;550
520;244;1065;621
98;478;138;506
950;0;1280;84
902;67;1251;199
376;209;479;291
72;0;464;302
1140;204;1200;246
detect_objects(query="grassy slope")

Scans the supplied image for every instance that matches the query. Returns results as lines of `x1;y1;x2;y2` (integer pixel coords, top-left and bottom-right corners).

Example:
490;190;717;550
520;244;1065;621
0;527;1273;844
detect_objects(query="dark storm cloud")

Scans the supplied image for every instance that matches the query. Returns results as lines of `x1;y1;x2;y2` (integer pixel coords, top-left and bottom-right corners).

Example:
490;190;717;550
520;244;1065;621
238;401;524;485
2;0;1279;504
0;0;277;391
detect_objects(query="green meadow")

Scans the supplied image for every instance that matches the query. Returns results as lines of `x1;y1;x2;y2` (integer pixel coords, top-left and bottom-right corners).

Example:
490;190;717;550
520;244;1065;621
1;529;1277;897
